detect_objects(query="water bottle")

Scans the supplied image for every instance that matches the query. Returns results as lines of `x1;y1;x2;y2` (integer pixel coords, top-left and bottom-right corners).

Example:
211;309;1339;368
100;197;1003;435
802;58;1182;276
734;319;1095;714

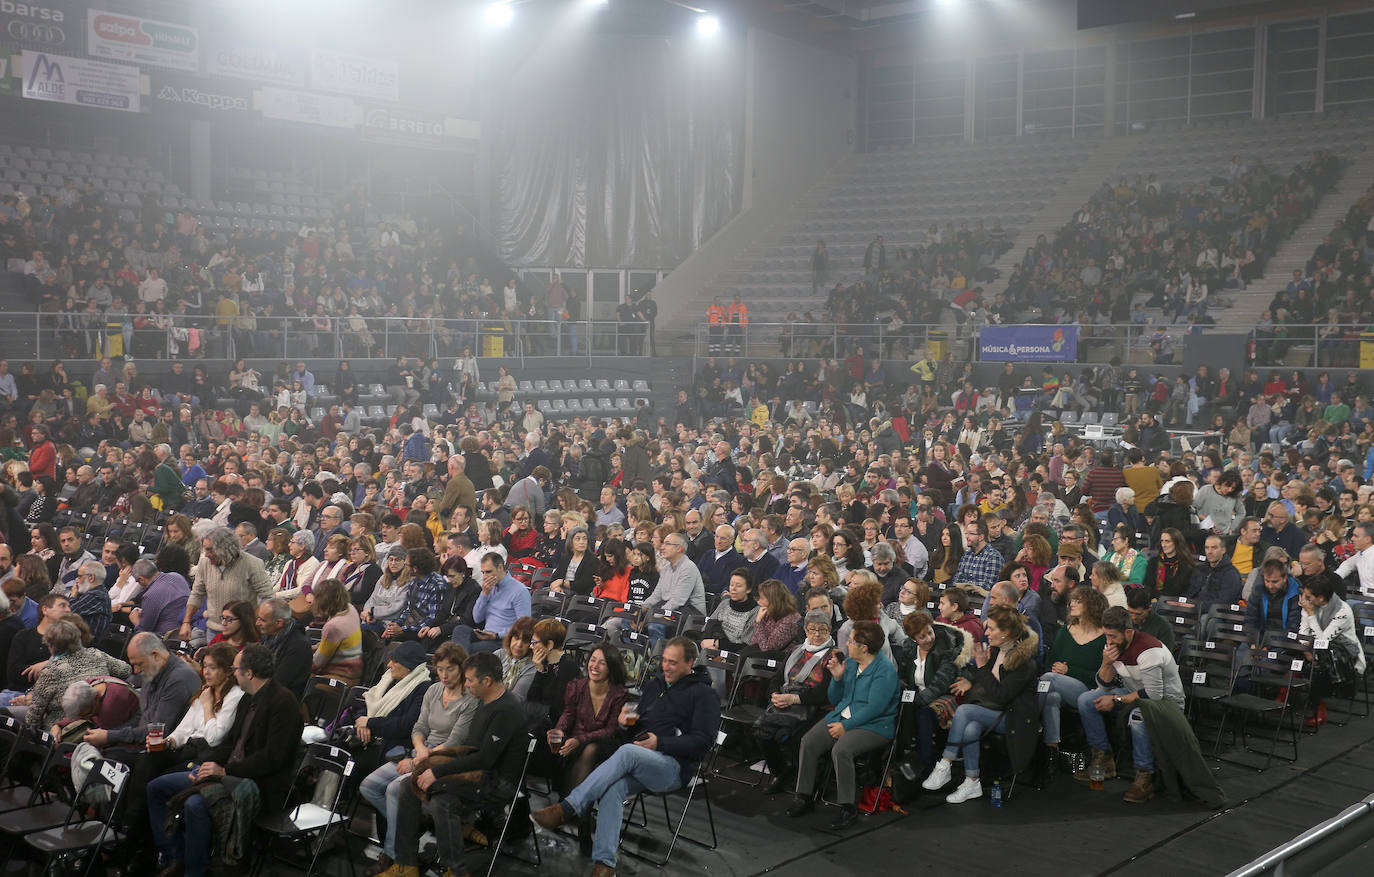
990;780;1002;808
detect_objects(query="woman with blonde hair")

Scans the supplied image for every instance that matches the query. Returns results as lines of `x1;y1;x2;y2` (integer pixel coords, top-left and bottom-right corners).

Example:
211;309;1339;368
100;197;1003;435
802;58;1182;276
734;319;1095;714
1090;561;1130;608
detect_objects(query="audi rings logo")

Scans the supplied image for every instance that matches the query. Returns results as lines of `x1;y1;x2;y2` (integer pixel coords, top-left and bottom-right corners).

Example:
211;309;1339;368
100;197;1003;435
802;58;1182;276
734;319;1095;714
7;20;65;46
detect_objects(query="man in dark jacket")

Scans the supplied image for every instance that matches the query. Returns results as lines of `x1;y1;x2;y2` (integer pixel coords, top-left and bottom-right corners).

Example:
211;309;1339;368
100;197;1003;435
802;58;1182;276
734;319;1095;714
1259;502;1307;561
383;652;528;877
1243;558;1303;641
696;525;743;596
532;637;721;876
1297;543;1346;598
255;597;312;697
1186;534;1244;620
146;643;303;877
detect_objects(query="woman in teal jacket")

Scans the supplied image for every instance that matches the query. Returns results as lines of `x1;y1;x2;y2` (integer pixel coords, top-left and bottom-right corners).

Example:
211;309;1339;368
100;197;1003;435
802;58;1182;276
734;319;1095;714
785;620;900;831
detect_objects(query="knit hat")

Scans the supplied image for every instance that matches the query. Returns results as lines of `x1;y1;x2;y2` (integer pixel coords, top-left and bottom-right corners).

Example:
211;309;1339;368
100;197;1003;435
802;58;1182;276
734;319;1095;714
803;609;833;631
386;544;408;562
388;641;428;671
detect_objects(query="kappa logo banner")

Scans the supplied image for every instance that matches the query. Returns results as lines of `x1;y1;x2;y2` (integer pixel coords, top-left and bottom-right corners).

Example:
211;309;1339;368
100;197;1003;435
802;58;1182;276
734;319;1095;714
87;8;197;71
977;325;1078;362
1;0;81;50
21;49;139;112
151;74;251;116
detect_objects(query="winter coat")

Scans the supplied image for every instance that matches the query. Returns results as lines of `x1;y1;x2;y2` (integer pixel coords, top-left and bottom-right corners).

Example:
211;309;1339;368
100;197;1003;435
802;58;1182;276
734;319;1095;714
896;622;972;706
960;630;1042;773
823;652;901;739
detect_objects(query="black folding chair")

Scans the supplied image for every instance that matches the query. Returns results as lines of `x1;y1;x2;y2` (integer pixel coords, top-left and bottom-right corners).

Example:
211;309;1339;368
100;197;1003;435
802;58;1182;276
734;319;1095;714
619;730;723;867
1213;649;1312;768
480;735;541;877
22;757;131;877
303;676;351;729
248;742;357;877
530;587;566;620
562;596;606;625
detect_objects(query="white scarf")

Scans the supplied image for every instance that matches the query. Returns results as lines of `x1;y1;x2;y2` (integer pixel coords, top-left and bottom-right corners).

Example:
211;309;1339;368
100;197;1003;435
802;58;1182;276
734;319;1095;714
364;664;432;717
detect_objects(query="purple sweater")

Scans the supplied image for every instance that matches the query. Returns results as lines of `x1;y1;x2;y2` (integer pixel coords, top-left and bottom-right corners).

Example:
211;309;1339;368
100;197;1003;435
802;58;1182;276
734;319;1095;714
138;572;191;635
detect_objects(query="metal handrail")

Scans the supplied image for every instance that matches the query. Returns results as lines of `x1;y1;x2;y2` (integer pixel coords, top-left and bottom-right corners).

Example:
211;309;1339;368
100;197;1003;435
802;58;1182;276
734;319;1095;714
690;320;1374;365
5;312;650;365
1226;793;1374;877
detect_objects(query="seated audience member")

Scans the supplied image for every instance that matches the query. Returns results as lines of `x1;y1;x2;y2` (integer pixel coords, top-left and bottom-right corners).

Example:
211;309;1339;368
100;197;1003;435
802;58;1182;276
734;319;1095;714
3;593;69;704
17;616;131;730
550;527;596;596
254;597;312;698
312;578;365;685
1090;560;1130;609
525;618;583;731
1102;525;1147;587
1242;557;1302;643
531;637;721;875
453;552;532;654
701;569;759;653
835;574;906;662
745;578;801;656
937;586;984;643
362;547;411;633
132;547;193;635
68;560;112;641
360;642;475;872
547;643;630;854
884;578;930;626
1186;533;1244;620
923;605;1041;804
786;619;898;829
639;532;709;640
1142;528;1194;600
894;610;972;777
495;616;537;700
1298;576;1366;728
1037;587;1108;757
753;609;836;794
379;652;530;877
204;599;258;657
1125;587;1176;651
147;644;303;877
591;538;632;602
1073;606;1185;803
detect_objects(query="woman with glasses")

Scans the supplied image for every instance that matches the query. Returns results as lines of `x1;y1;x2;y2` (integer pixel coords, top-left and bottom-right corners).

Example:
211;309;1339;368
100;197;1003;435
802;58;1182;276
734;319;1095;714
1036;586;1107;760
342;536;382;608
205;600;259;654
361;546;410;635
753;609;836;794
884;578;930;625
503;506;539;560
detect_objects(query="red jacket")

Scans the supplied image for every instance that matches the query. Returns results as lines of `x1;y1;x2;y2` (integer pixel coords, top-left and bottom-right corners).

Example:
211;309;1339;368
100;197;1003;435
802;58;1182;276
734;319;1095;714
28;441;55;479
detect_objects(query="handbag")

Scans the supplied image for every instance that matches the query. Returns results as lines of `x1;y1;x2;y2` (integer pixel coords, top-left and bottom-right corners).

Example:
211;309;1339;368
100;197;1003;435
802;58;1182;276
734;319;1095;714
1314;642;1358;697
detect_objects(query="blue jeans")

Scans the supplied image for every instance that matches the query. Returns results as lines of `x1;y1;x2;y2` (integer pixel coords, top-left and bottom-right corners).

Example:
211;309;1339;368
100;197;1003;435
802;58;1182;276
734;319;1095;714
450;624;502;653
941;703;1006;777
1037;673;1090;745
148;768;213;877
564;743;683;868
1075;687;1154;770
359;761;409;858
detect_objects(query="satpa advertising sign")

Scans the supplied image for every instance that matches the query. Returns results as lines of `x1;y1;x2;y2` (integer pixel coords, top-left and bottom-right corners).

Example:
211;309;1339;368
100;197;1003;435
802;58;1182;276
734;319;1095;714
87;8;197;72
978;325;1078;362
21;49;139;112
0;0;81;51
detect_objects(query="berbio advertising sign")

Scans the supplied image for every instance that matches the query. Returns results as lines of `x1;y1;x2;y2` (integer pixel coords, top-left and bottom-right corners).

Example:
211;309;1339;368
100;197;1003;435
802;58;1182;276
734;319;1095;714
0;0;81;51
21;50;139;112
207;32;307;88
151;73;251;117
361;103;447;148
310;48;399;102
87;8;197;72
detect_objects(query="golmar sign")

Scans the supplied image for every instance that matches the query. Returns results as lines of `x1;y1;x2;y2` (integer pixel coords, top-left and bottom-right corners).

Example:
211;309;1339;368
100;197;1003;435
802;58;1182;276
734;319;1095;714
87;8;198;72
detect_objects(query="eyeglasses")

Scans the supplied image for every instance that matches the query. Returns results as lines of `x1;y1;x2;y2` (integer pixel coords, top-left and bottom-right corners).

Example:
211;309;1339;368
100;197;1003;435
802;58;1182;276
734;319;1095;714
804;625;830;633
220;615;238;623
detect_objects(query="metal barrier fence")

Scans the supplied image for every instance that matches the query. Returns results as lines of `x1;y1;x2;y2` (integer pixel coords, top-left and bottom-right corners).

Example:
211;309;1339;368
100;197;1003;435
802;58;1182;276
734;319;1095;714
1226;792;1374;876
4;313;650;365
693;321;1372;368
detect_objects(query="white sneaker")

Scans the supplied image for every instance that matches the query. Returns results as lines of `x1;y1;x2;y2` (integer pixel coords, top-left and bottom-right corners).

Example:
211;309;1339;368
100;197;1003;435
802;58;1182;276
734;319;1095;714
921;759;953;791
946;776;983;804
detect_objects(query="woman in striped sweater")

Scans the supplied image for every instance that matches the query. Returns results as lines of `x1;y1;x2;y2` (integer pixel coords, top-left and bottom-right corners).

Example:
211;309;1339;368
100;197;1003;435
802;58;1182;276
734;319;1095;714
311;578;363;685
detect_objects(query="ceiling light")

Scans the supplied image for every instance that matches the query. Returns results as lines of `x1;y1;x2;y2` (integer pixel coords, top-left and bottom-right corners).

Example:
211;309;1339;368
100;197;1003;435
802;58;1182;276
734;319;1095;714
486;2;514;26
697;14;719;35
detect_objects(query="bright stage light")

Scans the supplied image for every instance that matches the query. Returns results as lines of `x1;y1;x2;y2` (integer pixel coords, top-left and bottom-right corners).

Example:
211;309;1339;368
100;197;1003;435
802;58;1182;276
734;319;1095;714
696;14;719;35
486;2;514;26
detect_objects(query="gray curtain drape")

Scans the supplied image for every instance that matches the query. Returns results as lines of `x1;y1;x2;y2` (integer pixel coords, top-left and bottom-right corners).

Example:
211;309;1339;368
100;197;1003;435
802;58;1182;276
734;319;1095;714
491;36;744;269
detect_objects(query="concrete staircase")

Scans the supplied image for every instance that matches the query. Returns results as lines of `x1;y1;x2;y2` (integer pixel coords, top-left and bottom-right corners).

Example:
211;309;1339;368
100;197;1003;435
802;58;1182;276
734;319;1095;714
984;136;1138;299
1220;149;1374;327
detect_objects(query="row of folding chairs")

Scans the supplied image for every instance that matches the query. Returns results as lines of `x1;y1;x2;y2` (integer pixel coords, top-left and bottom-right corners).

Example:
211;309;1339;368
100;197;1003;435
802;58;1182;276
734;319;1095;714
51;508;168;557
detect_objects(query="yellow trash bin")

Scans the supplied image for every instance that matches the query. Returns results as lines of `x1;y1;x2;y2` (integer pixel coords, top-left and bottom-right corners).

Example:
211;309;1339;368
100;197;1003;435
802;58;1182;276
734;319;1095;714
481;327;504;358
1361;331;1374;369
928;330;948;361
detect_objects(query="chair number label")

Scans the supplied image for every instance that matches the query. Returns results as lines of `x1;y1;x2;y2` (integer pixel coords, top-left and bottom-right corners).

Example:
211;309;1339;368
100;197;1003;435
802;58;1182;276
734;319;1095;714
1290;659;1304;671
1314;638;1330;650
1037;680;1051;693
902;690;916;702
1192;672;1207;684
1205;641;1215;649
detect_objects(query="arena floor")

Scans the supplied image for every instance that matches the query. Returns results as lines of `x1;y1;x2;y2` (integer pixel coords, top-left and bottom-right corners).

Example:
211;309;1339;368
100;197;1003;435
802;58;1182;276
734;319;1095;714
316;705;1374;877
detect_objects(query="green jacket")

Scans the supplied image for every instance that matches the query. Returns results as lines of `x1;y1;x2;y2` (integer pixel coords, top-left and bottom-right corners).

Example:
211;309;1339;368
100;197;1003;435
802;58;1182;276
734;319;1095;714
1135;697;1227;809
153;461;187;506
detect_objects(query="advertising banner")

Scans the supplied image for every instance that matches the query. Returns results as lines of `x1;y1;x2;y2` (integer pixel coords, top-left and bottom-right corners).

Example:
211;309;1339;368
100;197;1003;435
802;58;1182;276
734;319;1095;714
361;102;446;148
21;49;138;111
310;48;398;102
258;86;360;129
150;73;251;117
207;32;306;88
0;0;83;52
977;325;1078;362
86;8;197;72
